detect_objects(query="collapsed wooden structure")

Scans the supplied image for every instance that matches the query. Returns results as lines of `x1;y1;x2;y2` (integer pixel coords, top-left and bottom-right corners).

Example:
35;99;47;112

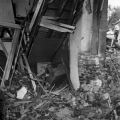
0;0;108;91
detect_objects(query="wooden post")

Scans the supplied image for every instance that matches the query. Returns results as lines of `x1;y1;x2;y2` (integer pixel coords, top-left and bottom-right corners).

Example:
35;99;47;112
1;29;20;88
91;0;99;55
22;54;36;92
91;0;108;61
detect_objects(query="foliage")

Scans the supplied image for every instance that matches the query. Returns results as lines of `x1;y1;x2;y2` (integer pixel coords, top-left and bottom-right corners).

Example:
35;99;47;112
108;6;120;28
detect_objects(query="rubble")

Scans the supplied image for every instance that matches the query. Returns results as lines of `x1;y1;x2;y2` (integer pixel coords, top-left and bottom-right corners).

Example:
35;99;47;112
1;51;120;120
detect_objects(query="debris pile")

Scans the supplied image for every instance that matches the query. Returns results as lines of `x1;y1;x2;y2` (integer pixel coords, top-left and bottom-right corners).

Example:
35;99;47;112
2;53;120;120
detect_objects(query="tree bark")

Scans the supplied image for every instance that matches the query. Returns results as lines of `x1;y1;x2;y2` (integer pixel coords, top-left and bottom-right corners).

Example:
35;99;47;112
69;0;108;90
70;0;93;90
98;0;108;59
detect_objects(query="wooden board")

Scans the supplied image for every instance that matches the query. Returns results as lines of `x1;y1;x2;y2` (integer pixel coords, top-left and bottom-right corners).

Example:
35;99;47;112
40;17;75;33
1;29;20;88
29;0;44;32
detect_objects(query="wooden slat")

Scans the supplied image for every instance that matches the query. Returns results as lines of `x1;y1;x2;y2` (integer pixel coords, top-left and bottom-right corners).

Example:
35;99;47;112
40;22;72;32
22;54;36;92
0;22;21;29
29;0;44;32
40;18;74;33
9;29;25;86
42;16;75;29
1;29;20;88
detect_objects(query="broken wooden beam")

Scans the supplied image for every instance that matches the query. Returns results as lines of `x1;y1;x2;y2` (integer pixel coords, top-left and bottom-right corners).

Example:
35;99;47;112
9;29;25;87
29;0;44;32
39;16;75;33
22;54;36;92
1;29;20;88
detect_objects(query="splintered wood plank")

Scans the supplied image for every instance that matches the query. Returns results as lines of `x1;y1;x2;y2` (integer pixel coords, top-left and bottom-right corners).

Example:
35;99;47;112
1;29;20;88
40;18;74;33
42;16;75;29
29;0;44;32
40;22;73;33
22;54;36;91
9;29;25;86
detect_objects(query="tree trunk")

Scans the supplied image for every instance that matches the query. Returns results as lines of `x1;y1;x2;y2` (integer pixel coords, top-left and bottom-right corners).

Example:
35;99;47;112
70;0;93;90
69;0;108;90
98;0;108;60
